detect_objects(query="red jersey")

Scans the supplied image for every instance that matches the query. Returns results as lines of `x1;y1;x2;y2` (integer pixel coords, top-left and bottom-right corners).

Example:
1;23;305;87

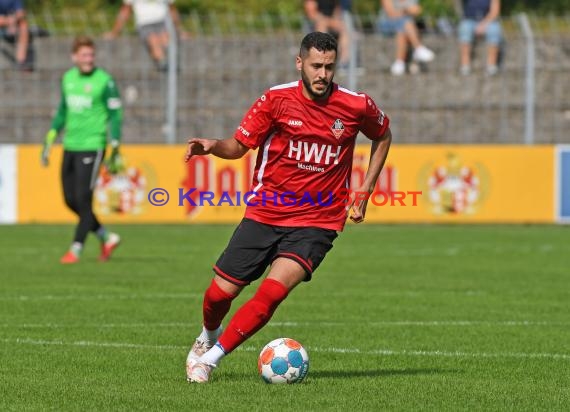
234;80;389;231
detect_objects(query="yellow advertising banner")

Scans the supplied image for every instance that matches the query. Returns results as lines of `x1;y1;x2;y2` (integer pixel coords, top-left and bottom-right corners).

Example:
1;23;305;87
18;144;554;224
353;145;554;223
19;145;250;223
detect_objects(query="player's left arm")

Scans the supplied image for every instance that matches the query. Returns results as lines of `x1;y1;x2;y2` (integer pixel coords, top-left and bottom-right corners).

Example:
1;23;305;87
350;127;392;223
104;77;123;173
104;77;123;146
350;95;392;223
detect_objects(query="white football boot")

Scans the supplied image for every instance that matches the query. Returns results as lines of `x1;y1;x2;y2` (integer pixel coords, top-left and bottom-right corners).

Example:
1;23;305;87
187;361;216;383
185;326;222;376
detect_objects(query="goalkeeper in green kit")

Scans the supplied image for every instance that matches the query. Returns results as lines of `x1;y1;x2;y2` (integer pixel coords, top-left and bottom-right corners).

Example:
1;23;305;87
41;36;123;264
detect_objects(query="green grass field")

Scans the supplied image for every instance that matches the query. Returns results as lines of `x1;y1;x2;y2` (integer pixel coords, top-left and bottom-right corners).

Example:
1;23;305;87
1;224;569;411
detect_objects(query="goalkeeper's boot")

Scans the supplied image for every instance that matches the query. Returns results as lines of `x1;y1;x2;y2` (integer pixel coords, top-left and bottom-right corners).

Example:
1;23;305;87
99;233;121;262
60;251;79;264
187;361;216;383
185;326;222;373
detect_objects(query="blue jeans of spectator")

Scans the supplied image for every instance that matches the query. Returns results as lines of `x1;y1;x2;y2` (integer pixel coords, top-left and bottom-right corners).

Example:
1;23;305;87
458;19;502;45
377;15;413;36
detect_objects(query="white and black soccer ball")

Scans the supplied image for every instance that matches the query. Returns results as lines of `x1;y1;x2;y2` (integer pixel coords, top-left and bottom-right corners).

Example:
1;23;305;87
258;338;309;384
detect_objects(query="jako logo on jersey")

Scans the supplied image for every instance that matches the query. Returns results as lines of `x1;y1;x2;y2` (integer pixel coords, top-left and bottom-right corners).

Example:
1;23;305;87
237;125;250;137
288;119;303;127
288;140;341;165
331;119;345;139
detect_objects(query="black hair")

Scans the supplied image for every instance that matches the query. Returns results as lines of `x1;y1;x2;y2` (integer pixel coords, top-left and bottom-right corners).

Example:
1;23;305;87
299;32;338;58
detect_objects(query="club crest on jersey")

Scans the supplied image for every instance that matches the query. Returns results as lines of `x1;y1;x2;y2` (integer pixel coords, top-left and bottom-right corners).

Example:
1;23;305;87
331;119;345;139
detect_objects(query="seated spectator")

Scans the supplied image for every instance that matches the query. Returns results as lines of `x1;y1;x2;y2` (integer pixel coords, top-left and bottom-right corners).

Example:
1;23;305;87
105;0;189;72
0;0;33;71
457;0;502;76
379;0;435;76
304;0;350;68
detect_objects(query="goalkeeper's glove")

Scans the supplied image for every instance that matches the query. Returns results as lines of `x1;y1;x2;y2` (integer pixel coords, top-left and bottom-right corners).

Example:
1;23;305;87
41;129;57;167
107;140;123;174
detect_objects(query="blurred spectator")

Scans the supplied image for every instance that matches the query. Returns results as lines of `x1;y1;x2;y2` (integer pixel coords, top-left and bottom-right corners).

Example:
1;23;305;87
379;0;435;76
0;0;33;71
105;0;189;72
457;0;502;76
304;0;350;68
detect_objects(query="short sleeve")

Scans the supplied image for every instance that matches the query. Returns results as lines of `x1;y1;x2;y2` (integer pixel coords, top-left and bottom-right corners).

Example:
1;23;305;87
359;93;390;141
233;90;274;149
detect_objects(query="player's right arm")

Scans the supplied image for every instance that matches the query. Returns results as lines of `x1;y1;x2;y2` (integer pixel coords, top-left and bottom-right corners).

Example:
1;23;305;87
50;86;67;133
41;80;67;167
185;89;273;162
184;138;249;162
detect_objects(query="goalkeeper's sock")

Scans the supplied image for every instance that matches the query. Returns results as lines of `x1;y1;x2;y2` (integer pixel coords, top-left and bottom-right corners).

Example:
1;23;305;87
70;242;83;257
202;279;237;331
96;227;109;243
217;278;289;354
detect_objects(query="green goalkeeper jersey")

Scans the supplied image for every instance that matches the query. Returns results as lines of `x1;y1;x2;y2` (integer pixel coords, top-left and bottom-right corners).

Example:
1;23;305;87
51;67;123;151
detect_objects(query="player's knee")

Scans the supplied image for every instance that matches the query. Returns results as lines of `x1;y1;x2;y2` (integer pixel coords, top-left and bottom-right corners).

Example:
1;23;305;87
76;190;93;207
63;194;77;211
206;279;238;303
253;279;289;313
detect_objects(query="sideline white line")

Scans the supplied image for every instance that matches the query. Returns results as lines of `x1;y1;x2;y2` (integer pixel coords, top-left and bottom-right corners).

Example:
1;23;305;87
0;320;568;329
0;322;198;329
1;338;184;351
272;321;570;327
307;346;570;360
0;293;202;302
2;338;569;360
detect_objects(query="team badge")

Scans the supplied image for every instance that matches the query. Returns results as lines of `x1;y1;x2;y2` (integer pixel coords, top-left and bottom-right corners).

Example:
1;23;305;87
331;119;345;139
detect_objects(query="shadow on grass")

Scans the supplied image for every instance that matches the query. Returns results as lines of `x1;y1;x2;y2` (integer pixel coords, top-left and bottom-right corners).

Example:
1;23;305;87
309;368;461;379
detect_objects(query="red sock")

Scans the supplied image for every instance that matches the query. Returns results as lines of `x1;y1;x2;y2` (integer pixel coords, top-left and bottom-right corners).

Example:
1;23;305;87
203;279;237;331
218;278;289;353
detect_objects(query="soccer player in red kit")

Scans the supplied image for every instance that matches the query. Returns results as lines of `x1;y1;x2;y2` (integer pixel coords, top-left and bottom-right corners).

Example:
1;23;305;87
185;31;392;383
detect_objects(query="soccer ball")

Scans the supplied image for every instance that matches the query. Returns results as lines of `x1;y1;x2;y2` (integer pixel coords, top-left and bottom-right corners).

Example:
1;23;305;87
258;337;309;384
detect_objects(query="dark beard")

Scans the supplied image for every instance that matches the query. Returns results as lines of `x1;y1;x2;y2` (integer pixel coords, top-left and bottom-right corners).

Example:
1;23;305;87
301;70;332;100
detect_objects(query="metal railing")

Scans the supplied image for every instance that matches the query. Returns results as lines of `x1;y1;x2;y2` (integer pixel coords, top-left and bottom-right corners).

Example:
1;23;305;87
0;11;568;144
